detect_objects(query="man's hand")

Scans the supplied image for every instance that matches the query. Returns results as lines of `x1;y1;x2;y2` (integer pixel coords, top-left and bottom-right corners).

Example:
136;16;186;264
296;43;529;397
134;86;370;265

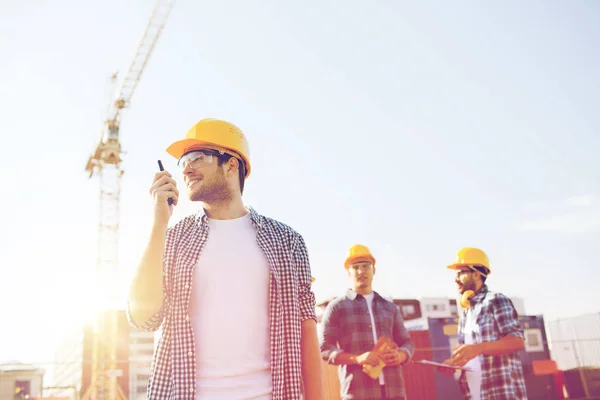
436;359;457;376
150;171;179;227
380;348;408;366
355;351;380;366
451;344;481;367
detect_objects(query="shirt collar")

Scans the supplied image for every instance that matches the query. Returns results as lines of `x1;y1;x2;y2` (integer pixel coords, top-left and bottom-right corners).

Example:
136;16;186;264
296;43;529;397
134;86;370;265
346;289;381;301
470;284;489;305
194;206;263;228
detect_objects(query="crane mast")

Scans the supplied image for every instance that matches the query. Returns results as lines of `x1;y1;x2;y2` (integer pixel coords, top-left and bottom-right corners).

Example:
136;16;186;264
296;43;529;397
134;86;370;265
83;1;174;399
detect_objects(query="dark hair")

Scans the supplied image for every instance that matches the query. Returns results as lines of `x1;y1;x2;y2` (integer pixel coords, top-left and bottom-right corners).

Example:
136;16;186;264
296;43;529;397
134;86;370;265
473;266;488;283
217;154;246;194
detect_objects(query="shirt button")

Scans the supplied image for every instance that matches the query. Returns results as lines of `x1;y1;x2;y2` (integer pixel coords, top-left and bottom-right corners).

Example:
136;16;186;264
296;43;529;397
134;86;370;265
368;324;372;328
190;386;194;392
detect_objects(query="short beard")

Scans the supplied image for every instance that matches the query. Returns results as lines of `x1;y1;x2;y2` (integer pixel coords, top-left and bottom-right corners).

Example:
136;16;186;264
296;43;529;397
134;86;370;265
459;282;475;294
189;172;233;204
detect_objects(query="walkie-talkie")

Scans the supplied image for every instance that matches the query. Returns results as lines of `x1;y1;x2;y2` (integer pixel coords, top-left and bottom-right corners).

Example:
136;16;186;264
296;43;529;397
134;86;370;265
157;160;174;205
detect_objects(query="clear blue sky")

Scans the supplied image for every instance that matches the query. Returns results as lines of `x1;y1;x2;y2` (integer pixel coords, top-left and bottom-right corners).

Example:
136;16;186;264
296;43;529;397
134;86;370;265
1;0;599;368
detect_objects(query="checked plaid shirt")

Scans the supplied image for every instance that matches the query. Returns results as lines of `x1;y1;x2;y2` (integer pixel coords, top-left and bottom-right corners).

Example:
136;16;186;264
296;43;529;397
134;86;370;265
127;207;317;400
320;290;415;400
457;285;527;400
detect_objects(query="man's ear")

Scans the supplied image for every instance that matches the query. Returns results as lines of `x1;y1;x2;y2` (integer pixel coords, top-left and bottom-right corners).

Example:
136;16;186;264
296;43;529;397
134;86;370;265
226;157;239;177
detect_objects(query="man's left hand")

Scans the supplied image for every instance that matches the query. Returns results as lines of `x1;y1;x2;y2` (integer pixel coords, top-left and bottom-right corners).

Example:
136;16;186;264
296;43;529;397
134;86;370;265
451;344;481;367
380;348;408;366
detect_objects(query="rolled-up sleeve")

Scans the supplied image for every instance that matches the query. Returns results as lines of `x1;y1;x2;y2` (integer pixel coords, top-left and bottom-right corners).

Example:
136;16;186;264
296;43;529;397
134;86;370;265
492;294;524;339
319;302;343;364
392;306;415;360
126;227;175;332
294;234;316;322
127;300;168;331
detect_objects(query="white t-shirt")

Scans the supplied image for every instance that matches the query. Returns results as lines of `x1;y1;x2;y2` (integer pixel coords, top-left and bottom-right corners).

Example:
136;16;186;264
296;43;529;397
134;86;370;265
463;308;482;400
189;214;272;399
363;292;385;385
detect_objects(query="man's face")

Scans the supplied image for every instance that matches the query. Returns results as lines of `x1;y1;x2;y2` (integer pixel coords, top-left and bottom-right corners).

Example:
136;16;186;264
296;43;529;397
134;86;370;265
348;261;375;292
181;150;232;203
454;267;477;294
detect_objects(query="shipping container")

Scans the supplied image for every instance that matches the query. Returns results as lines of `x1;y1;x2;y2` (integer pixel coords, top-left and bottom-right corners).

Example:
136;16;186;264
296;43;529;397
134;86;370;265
519;315;559;400
547;313;600;371
562;367;600;398
427;317;464;400
401;298;458;331
403;330;437;400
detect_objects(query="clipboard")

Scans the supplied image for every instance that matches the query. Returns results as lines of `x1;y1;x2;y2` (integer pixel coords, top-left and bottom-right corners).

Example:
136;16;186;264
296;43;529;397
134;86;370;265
413;359;472;372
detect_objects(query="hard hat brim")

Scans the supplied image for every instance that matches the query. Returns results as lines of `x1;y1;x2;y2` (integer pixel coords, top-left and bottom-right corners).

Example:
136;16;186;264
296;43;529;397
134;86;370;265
345;256;376;269
447;263;490;274
166;138;251;178
447;263;467;270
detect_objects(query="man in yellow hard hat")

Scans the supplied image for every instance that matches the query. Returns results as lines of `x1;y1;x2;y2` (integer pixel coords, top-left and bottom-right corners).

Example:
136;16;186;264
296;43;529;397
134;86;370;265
439;247;527;400
319;244;414;400
127;119;323;400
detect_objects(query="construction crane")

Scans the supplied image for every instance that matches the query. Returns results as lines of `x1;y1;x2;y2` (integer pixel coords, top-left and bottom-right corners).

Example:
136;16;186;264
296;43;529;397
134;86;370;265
83;1;175;399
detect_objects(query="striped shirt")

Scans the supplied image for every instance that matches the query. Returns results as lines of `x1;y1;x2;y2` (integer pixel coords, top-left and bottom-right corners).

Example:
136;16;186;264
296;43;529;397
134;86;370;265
320;290;415;400
127;207;316;400
457;285;527;400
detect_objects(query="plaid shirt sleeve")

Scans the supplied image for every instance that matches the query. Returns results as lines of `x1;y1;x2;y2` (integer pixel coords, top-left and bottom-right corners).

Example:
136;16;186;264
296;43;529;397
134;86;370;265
492;293;524;339
126;222;177;332
319;300;343;364
392;305;415;359
294;234;317;322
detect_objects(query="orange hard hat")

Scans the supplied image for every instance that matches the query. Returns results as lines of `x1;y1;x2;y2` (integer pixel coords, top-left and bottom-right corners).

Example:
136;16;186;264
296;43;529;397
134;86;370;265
447;247;490;276
345;244;376;269
166;118;251;178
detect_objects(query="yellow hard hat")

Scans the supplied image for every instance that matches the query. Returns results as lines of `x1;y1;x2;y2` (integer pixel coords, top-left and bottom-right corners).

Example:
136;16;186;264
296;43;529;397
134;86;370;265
447;247;491;275
166;118;251;178
345;244;376;269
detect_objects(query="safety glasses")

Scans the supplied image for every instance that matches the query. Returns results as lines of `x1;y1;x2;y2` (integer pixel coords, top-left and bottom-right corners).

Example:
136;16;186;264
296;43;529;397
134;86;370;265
177;149;224;170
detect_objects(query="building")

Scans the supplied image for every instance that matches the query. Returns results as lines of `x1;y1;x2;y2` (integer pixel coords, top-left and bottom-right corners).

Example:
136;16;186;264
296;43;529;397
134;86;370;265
126;327;157;400
51;311;156;400
0;362;45;399
403;296;525;330
51;326;83;399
